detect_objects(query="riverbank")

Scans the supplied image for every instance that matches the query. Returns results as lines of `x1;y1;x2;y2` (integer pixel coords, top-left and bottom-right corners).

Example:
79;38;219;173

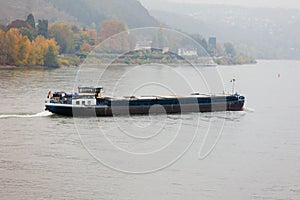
0;52;256;69
0;65;78;70
0;65;56;69
214;55;257;65
0;65;17;69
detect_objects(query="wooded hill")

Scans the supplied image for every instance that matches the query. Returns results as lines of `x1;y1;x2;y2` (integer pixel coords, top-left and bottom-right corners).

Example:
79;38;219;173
0;0;159;28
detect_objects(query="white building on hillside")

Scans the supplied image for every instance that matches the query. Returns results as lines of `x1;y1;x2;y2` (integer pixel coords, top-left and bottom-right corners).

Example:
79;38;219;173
177;48;198;56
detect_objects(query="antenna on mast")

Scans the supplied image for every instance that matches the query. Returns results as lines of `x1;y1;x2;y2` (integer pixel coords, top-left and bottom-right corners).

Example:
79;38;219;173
230;78;236;94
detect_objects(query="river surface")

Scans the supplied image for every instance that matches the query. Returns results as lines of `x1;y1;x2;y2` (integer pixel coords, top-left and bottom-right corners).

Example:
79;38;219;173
0;60;299;199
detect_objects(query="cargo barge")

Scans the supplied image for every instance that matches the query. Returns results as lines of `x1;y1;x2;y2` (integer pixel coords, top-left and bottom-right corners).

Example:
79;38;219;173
45;86;245;117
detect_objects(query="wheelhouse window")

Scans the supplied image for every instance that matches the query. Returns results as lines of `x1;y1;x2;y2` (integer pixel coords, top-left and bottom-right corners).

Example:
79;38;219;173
76;101;80;105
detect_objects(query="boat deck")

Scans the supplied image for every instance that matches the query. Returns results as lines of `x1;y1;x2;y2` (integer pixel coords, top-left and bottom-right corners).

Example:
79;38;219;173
103;93;227;100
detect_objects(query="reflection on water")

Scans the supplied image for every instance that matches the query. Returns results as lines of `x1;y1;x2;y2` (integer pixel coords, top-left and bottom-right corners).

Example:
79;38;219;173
0;60;300;199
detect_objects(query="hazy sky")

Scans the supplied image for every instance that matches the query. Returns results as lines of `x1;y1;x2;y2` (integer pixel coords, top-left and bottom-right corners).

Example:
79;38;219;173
168;0;300;9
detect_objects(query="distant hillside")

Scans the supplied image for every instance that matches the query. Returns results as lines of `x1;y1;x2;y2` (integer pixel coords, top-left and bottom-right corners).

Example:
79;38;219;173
45;0;106;26
0;0;76;24
0;0;159;28
86;0;159;28
142;0;300;59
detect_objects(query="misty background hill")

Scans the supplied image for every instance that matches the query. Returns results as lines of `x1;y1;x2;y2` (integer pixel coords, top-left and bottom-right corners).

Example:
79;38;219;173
141;0;300;59
1;0;299;59
0;0;159;28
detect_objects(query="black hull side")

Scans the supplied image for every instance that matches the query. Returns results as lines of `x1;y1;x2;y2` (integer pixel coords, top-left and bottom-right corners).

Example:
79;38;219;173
45;105;73;116
45;101;244;117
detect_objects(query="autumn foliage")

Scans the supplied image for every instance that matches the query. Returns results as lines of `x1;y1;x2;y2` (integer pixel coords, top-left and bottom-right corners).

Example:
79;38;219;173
0;28;59;66
99;20;132;52
0;13;137;67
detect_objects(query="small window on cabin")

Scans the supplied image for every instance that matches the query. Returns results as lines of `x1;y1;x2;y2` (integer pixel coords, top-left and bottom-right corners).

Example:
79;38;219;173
76;101;80;105
82;101;85;105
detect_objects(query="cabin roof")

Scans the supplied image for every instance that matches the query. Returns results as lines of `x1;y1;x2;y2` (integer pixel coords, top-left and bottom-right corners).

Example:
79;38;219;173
78;86;103;89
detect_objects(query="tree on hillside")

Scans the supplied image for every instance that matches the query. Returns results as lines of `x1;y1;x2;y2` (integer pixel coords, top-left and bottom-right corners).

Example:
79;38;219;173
5;28;22;65
37;19;48;38
86;29;97;46
28;36;59;66
99;20;127;42
6;18;36;41
18;35;31;66
0;30;8;65
0;23;7;32
0;28;59;66
29;35;47;65
49;22;74;54
191;34;208;53
99;20;130;52
26;14;35;29
44;45;58;67
19;27;35;41
224;42;236;57
152;27;167;50
80;41;94;53
71;25;80;34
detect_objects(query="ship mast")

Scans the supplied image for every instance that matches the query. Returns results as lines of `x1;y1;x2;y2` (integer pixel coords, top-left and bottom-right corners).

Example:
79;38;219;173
230;78;236;94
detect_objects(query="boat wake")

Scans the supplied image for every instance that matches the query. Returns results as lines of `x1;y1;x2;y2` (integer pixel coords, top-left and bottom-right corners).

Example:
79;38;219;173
243;107;255;112
0;111;53;119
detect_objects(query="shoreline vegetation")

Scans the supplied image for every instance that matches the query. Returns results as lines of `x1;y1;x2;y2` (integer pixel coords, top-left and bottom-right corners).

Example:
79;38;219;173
0;14;256;68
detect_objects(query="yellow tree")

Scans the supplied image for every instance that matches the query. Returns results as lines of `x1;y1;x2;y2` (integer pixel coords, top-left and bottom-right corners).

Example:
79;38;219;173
29;35;59;66
5;28;22;65
45;38;59;55
30;35;47;65
1;29;59;66
18;36;31;66
28;39;38;65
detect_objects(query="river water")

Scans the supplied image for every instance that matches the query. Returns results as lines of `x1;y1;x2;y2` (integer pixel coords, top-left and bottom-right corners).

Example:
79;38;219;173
0;60;299;199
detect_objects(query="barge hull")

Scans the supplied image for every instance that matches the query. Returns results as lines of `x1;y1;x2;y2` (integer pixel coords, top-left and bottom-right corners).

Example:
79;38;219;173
45;101;244;117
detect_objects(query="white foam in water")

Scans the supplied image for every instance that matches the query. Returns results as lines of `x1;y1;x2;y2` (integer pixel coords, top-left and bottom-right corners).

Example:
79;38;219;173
0;111;53;119
243;107;255;112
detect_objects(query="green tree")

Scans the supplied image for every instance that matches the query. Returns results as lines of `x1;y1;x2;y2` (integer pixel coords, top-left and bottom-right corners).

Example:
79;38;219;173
0;23;6;31
37;19;48;38
71;25;80;34
0;29;8;65
44;45;58;67
19;27;35;41
26;14;35;29
49;22;74;54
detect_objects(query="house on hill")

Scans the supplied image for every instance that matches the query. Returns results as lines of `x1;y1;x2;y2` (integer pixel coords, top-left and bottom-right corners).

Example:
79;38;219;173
7;19;36;33
177;48;198;56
